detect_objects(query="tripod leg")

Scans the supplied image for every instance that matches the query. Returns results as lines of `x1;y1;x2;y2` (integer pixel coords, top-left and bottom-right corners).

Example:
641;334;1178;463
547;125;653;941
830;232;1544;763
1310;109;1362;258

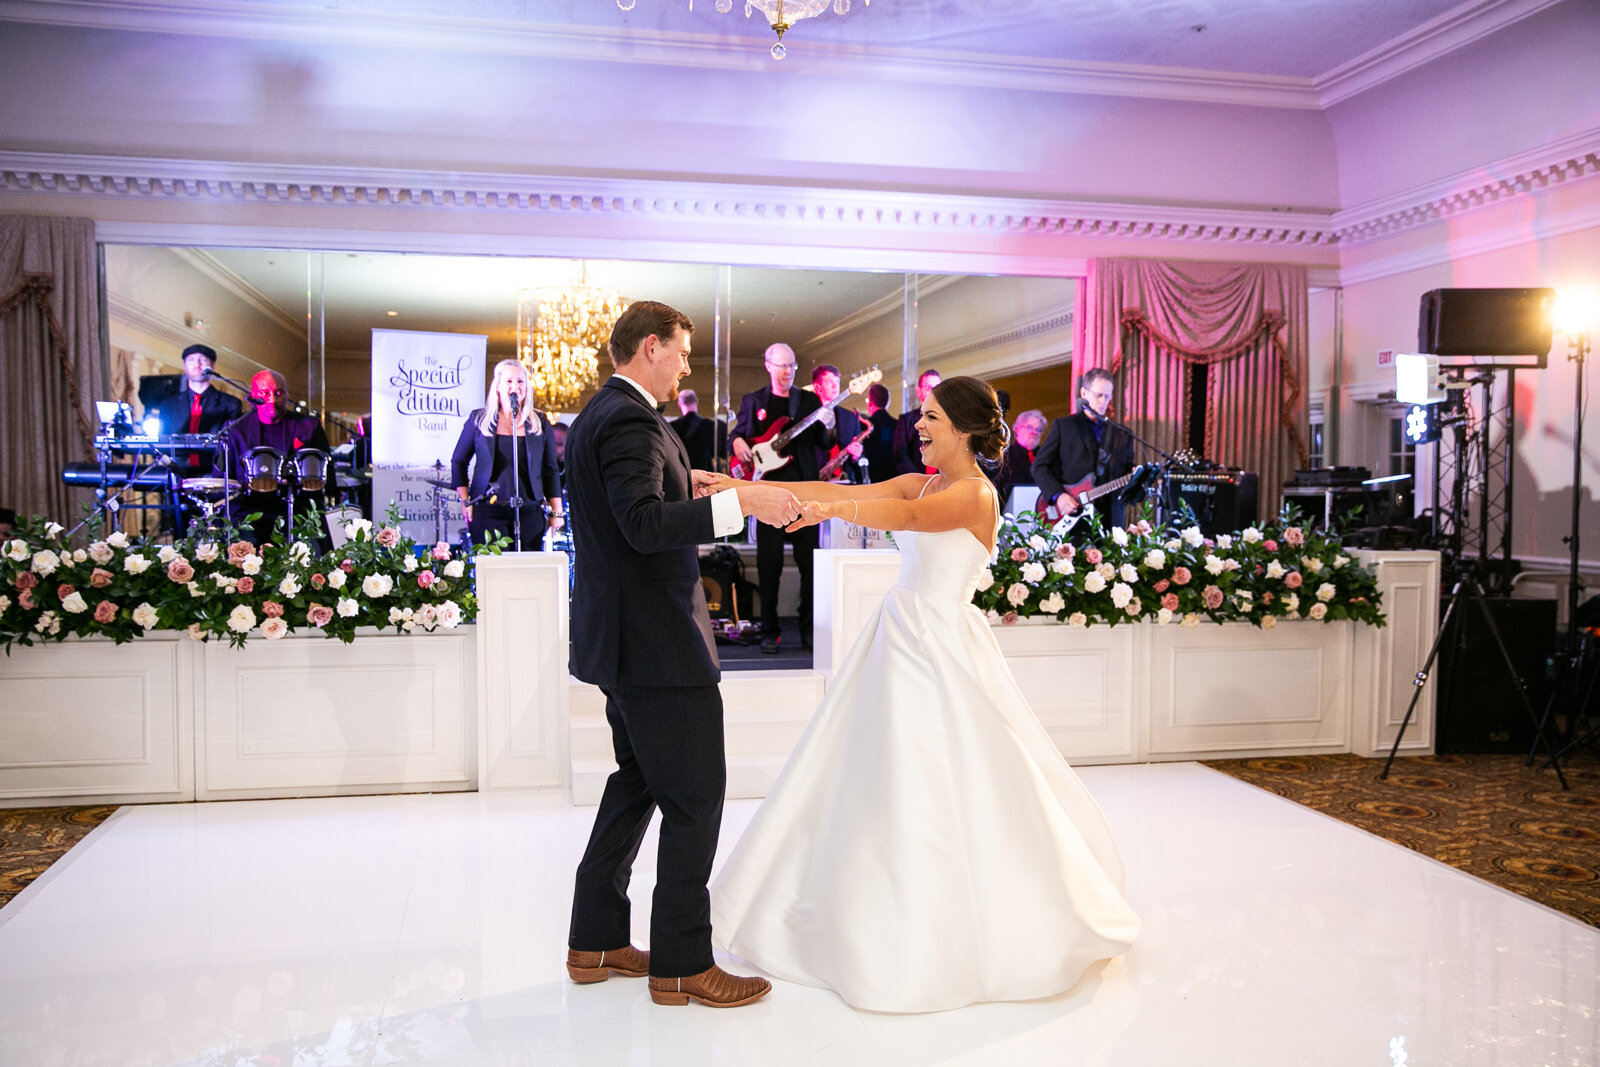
1382;582;1464;779
1467;579;1569;790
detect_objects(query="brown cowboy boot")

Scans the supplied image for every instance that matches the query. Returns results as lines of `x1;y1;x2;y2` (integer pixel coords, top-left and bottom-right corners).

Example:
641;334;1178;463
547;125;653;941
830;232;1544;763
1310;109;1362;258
648;964;772;1007
566;945;650;983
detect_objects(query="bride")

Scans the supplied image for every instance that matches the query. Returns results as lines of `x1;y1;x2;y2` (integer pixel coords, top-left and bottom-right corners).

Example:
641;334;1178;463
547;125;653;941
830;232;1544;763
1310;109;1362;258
706;375;1141;1014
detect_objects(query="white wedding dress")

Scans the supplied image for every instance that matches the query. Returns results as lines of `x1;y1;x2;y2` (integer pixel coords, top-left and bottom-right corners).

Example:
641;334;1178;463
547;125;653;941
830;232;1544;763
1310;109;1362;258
711;493;1141;1014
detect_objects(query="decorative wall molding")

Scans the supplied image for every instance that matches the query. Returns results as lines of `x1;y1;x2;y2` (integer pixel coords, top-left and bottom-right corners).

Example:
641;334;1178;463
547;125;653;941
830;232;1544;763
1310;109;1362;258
173;248;308;340
804;275;963;349
106;291;272;372
926;307;1074;364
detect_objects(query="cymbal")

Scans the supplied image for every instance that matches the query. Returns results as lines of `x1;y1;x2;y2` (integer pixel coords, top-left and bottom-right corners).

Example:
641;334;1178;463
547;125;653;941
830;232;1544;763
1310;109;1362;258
423;478;455;490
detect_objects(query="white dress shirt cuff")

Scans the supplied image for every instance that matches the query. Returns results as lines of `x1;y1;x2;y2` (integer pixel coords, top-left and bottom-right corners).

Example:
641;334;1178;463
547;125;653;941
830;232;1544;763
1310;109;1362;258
710;487;743;537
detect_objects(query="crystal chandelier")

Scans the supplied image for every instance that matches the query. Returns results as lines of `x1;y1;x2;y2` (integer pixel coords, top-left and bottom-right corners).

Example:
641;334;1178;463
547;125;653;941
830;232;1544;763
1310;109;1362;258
516;269;628;410
619;0;869;60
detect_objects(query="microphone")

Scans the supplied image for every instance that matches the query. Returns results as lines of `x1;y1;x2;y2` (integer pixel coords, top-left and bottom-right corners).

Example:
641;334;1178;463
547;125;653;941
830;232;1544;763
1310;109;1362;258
508;392;522;415
245;395;266;406
202;367;217;378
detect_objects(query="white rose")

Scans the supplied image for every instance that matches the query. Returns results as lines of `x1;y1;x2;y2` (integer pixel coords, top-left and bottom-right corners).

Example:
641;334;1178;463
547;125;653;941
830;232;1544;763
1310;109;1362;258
1317;582;1336;602
1109;582;1133;608
196;542;220;563
1165;538;1182;551
31;549;60;576
336;597;360;618
1236;589;1253;601
211;572;233;588
5;539;29;561
1334;555;1350;569
289;541;312;563
105;530;128;548
1111;526;1129;547
123;553;151;574
157;545;179;563
1216;535;1234;550
1083;571;1106;594
44;521;64;538
227;605;256;632
278;576;302;597
437;601;463;629
1144;549;1167;570
72;549;87;563
1242;526;1263;543
344;518;373;540
1266;560;1285;579
132;602;159;629
1309;602;1329;620
1285;594;1300;615
1096;562;1116;580
1049;558;1074;576
976;568;995;591
327;569;347;590
402;555;419;573
1304;556;1323;574
416;604;439;631
362;574;393;598
388;606;412;625
1261;615;1278;630
0;594;9;614
1028;535;1047;551
1067;612;1088;628
1204;555;1224;575
186;622;205;641
1181;525;1204;547
1040;592;1065;614
188;581;203;598
260;617;288;640
1119;563;1138;584
987;609;1002;624
241;554;263;575
1021;561;1046;584
35;610;59;634
1006;582;1029;607
1157;607;1174;625
1236;597;1253;613
1182;612;1202;628
61;591;88;614
1223;559;1242;572
88;542;113;564
443;560;465;579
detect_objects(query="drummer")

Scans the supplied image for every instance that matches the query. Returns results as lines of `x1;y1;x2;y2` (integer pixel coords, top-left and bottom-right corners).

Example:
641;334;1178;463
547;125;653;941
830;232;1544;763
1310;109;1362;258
224;369;332;543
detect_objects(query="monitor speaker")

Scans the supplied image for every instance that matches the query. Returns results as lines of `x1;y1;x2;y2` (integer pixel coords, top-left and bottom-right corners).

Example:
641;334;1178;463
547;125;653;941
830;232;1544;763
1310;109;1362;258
1418;288;1555;357
1435;597;1556;753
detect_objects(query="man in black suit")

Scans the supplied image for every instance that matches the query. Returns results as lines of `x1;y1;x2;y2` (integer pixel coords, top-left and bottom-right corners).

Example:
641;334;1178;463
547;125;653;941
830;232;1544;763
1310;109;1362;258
810;364;865;483
151;343;245;478
1032;367;1136;527
890;367;941;476
860;382;897;483
670;388;725;472
566;300;795;1009
730;342;827;653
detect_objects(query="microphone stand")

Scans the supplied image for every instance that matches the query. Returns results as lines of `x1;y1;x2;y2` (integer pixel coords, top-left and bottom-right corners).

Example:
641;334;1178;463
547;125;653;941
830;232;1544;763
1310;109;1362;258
507;393;525;552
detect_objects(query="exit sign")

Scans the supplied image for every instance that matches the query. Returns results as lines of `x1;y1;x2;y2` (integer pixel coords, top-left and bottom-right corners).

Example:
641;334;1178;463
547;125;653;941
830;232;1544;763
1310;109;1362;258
1376;348;1395;368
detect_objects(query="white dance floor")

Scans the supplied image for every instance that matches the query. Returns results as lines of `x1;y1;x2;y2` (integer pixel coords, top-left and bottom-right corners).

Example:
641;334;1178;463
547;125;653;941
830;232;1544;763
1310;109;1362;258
1;762;1595;1066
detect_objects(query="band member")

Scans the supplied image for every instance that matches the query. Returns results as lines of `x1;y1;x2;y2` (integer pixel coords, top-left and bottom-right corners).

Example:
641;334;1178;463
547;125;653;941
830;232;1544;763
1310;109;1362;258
890;368;941;475
151;343;244;476
993;408;1047;509
810;364;865;483
670;388;725;472
224;370;331;543
1032;367;1135;527
730;343;825;654
452;360;563;551
860;382;897;482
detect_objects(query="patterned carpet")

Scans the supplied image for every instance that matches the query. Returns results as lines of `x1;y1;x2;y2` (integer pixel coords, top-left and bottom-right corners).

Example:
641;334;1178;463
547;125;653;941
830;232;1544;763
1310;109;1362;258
3;756;1598;926
1205;753;1600;928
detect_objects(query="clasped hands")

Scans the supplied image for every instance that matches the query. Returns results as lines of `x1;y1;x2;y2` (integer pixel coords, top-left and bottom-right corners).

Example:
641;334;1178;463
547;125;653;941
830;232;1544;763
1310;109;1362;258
692;471;829;531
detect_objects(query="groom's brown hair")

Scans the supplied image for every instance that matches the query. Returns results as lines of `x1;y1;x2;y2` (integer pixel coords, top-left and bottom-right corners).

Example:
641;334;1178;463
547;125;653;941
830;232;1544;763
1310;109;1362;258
608;300;695;368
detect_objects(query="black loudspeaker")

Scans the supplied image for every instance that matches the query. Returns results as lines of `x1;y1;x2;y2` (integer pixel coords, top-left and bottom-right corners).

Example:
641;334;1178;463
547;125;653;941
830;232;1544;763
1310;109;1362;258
698;545;753;622
1435;597;1556;753
1418;288;1555;357
138;373;183;415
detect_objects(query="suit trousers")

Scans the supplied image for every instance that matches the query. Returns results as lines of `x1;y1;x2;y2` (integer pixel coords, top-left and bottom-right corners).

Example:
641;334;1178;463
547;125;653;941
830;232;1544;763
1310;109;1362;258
569;683;727;977
755;519;817;637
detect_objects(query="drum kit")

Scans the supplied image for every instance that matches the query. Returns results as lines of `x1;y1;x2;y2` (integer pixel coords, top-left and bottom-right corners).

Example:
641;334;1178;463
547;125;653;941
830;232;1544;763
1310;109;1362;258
178;445;332;535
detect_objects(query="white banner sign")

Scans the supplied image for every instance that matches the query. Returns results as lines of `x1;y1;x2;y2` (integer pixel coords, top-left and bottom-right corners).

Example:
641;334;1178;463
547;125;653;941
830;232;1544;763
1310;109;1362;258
370;329;486;545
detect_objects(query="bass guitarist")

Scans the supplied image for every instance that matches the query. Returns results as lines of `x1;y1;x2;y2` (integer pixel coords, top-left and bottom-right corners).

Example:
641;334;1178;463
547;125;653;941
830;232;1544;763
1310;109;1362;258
1032;367;1136;528
730;343;826;654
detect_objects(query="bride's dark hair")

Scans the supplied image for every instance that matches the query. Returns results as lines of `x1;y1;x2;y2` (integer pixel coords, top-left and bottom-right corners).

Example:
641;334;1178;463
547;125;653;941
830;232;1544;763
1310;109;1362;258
930;376;1007;469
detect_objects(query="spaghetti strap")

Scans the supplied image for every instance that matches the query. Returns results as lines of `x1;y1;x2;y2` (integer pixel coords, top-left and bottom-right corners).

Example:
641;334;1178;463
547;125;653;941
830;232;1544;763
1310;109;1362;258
915;475;939;500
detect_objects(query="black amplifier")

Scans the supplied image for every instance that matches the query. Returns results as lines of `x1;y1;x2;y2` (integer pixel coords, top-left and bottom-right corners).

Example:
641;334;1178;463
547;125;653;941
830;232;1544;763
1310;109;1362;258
1290;466;1371;487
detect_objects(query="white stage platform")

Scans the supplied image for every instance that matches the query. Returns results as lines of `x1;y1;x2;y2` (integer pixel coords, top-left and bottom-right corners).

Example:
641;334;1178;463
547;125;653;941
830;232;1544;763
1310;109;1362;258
1;762;1594;1066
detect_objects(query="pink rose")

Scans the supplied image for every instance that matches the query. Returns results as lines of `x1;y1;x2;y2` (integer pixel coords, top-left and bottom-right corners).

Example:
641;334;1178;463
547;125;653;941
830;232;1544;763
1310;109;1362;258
227;541;253;564
260;617;288;640
1171;566;1192;586
1203;585;1224;610
311;572;326;588
431;542;451;561
1261;591;1274;605
1254;564;1264;576
1001;611;1019;625
1263;539;1278;553
417;570;436;589
1285;527;1304;547
1084;547;1103;565
1010;547;1030;562
89;568;114;588
262;600;284;618
19;589;36;610
167;559;194;583
236;576;255;594
1134;520;1153;535
1056;544;1075;560
14;570;38;591
1285;571;1303;589
57;583;75;600
1161;592;1180;612
1152;579;1170;593
1125;601;1142;616
340;560;355;573
376;527;401;548
306;604;334;627
93;600;118;623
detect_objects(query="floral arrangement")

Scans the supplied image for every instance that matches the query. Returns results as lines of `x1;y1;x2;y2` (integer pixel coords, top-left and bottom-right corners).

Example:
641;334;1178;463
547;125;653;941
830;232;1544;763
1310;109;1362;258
0;509;492;650
974;508;1384;629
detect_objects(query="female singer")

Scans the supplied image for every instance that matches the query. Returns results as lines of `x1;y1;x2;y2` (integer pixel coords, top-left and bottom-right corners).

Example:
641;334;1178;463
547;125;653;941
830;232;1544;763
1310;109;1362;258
451;360;563;550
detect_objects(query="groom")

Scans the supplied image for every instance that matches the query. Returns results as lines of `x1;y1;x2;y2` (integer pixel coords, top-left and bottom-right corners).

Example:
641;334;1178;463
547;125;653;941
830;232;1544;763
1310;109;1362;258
565;300;797;1008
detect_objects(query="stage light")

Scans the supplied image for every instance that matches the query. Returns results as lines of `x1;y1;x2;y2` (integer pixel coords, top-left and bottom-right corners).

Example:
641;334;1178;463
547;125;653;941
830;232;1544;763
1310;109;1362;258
1552;287;1597;339
142;414;161;437
1394;353;1445;405
1403;403;1440;445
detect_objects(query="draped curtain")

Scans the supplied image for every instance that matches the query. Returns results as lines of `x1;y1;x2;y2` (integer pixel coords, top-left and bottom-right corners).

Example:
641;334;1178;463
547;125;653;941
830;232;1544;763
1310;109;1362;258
0;216;104;524
1078;258;1309;517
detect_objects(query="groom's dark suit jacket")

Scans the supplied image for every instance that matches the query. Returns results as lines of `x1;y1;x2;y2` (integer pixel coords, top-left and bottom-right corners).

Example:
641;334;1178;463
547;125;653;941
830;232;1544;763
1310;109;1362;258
567;376;720;687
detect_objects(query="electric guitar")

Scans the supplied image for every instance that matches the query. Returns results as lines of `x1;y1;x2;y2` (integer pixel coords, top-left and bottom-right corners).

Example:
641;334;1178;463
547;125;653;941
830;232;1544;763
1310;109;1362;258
1040;448;1195;532
818;425;873;482
729;367;882;481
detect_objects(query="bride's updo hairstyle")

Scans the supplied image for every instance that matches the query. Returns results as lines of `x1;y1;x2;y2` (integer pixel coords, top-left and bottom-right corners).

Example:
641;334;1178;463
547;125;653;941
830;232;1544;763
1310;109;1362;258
930;376;1008;469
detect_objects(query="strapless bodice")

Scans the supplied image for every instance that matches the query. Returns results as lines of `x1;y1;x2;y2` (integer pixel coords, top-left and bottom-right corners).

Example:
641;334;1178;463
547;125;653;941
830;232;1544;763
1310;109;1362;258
893;528;994;606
